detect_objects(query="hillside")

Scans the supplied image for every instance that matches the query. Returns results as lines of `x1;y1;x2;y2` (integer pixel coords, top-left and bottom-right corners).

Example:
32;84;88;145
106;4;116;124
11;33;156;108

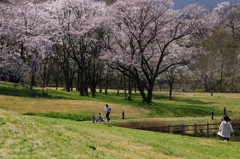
0;109;239;159
1;81;240;120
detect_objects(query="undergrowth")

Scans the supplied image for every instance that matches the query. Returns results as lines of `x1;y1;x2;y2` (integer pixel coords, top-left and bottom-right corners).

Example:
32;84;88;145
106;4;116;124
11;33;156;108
104;119;169;128
23;112;92;121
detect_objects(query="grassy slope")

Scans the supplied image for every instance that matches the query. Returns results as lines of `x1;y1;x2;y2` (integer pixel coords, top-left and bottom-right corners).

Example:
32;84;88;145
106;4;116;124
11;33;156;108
0;110;239;159
1;82;240;158
1;82;240;120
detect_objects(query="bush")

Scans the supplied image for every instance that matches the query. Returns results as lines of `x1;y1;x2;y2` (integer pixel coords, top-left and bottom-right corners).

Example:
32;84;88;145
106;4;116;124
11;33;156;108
232;117;240;123
23;112;92;121
104;119;168;130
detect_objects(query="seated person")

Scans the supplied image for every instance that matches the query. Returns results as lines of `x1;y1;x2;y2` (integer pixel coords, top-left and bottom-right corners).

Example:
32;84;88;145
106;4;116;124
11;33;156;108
96;113;104;122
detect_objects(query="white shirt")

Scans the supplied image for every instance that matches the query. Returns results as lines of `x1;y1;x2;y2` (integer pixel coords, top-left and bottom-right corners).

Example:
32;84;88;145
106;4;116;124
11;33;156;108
217;121;233;138
104;107;111;113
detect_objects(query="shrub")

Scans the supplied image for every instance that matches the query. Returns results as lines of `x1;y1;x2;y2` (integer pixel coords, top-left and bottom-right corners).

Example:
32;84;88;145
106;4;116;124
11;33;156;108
23;112;91;121
106;119;168;128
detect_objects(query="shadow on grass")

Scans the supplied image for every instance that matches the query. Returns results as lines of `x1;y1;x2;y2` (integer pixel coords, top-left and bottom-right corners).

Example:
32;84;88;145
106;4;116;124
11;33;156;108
139;103;217;117
152;93;214;105
0;83;222;118
143;94;220;117
0;84;82;100
23;112;92;121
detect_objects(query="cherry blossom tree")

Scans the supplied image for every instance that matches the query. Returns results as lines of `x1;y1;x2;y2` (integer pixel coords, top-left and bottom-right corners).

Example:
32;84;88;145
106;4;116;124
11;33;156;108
101;0;207;103
0;0;52;88
190;3;240;92
3;0;240;97
43;0;108;95
164;65;189;100
213;2;240;41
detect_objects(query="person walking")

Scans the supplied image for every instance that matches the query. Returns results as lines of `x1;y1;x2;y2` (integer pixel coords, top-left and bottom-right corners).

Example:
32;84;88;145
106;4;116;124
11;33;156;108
217;116;233;142
104;104;111;121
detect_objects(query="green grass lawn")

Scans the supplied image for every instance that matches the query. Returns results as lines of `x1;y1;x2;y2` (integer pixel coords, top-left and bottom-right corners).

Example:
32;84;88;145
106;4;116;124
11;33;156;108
1;82;240;158
1;82;240;121
0;110;239;159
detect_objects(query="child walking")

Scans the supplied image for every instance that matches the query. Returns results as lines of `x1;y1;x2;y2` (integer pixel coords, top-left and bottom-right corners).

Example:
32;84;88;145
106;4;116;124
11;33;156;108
217;116;233;142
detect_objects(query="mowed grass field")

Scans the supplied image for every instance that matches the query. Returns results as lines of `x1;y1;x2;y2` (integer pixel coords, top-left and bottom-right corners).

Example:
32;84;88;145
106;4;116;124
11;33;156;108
1;81;240;120
0;82;240;158
0;110;240;159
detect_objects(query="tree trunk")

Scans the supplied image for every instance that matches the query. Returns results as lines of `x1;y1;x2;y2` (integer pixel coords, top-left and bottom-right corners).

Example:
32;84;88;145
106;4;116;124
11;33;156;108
127;76;132;100
123;75;127;99
69;69;75;92
99;69;103;93
105;74;109;95
79;68;85;95
89;57;96;97
204;78;208;92
219;63;223;92
30;74;35;90
55;79;58;90
116;76;122;96
146;84;154;103
84;71;89;96
65;73;70;92
231;76;234;93
137;82;147;102
169;80;174;100
99;80;102;93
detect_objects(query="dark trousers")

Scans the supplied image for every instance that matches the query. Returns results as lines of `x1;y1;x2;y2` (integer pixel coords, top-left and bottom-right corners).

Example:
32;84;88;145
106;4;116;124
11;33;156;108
106;112;110;121
218;135;230;141
223;137;229;141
